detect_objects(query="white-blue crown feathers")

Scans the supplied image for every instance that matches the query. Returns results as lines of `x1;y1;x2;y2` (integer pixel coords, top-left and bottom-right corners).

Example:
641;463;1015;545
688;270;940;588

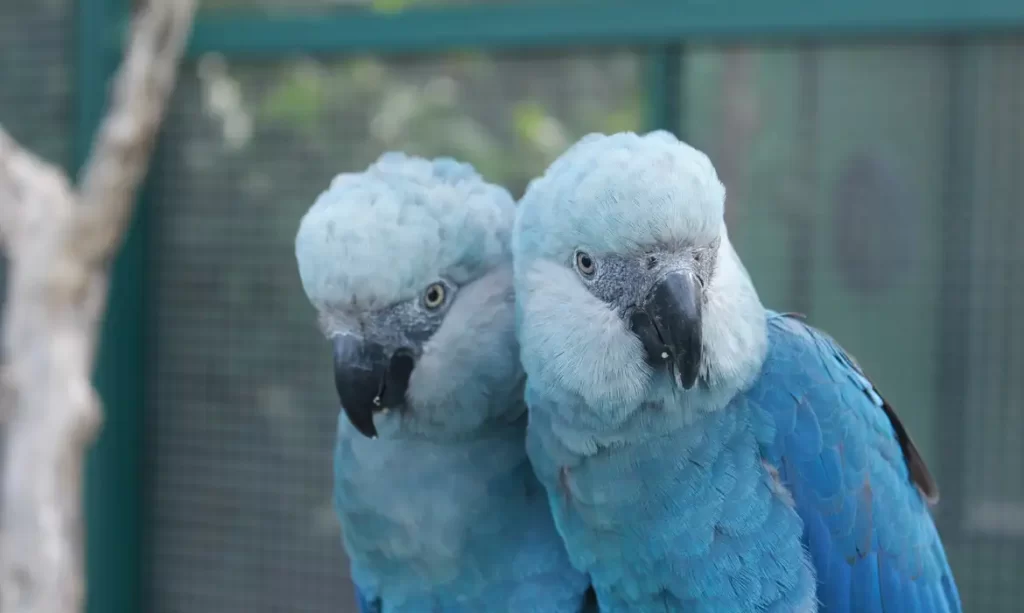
513;130;726;266
295;152;516;311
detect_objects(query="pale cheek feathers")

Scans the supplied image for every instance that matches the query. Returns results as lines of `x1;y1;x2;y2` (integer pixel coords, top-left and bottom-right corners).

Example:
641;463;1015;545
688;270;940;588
517;261;651;410
406;267;521;425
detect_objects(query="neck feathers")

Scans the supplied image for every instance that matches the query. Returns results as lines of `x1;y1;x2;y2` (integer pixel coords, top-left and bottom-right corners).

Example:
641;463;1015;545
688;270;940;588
537;397;815;611
334;418;559;603
699;231;768;405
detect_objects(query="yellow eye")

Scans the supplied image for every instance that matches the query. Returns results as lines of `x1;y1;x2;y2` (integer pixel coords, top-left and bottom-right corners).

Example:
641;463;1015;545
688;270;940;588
575;251;596;276
424;283;446;309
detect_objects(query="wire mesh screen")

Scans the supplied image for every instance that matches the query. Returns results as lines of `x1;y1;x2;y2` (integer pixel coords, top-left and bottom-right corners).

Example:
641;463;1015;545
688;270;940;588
145;49;642;613
144;35;1023;613
0;0;72;169
681;41;1024;612
202;0;564;14
0;0;73;320
950;39;1024;611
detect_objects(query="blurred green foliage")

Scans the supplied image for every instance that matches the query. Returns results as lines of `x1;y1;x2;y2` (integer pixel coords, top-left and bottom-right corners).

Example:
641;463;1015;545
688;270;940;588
248;53;641;193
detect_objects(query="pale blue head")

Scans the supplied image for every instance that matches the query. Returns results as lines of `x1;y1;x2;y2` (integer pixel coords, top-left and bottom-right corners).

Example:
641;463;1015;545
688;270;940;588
513;131;767;426
296;152;523;439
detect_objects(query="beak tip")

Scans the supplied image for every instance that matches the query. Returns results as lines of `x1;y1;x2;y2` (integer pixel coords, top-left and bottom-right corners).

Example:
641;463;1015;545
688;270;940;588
675;365;699;390
345;408;380;439
332;335;400;440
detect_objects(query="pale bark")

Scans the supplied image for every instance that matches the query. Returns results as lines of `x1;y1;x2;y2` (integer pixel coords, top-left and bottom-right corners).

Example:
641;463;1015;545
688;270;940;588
0;2;196;612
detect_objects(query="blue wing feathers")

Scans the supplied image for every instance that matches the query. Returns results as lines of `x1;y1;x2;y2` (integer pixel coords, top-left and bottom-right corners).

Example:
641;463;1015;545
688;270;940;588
791;396;824;456
804;512;832;586
940;566;961;611
354;585;379;613
823;551;852;613
920;582;938;613
851;551;882;612
755;312;960;613
878;551;903;611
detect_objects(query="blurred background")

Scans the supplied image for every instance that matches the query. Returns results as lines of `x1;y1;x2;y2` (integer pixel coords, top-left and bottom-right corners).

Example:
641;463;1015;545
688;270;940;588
1;0;1022;612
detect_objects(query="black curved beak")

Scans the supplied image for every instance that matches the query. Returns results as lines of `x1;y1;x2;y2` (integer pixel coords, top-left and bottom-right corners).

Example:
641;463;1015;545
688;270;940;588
332;335;415;439
631;271;703;389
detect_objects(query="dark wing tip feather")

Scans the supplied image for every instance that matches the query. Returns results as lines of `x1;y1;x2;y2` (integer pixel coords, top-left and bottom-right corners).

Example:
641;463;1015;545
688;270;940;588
785;312;941;505
879;397;940;505
844;341;940;504
580;586;598;612
354;586;381;613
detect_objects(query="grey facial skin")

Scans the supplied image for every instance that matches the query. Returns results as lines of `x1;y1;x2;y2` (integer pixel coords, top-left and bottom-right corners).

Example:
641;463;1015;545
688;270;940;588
329;280;457;438
575;237;720;389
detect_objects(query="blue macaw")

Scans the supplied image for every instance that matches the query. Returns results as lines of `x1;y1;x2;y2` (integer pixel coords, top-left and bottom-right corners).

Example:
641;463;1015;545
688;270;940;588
295;153;593;613
511;131;961;612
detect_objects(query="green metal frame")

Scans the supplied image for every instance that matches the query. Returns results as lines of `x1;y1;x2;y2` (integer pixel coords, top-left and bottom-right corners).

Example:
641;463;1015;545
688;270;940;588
177;0;1024;57
645;46;684;137
78;2;145;613
81;1;1024;612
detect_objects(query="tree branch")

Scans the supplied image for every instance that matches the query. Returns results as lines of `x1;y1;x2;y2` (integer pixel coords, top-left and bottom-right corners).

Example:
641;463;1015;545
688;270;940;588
0;2;196;612
75;0;196;268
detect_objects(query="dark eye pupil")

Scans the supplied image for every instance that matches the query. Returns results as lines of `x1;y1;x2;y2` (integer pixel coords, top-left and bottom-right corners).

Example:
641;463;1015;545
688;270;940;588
581;256;592;269
428;289;440;302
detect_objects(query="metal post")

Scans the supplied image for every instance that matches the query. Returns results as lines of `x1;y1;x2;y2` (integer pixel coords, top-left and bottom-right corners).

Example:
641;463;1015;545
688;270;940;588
645;44;684;136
